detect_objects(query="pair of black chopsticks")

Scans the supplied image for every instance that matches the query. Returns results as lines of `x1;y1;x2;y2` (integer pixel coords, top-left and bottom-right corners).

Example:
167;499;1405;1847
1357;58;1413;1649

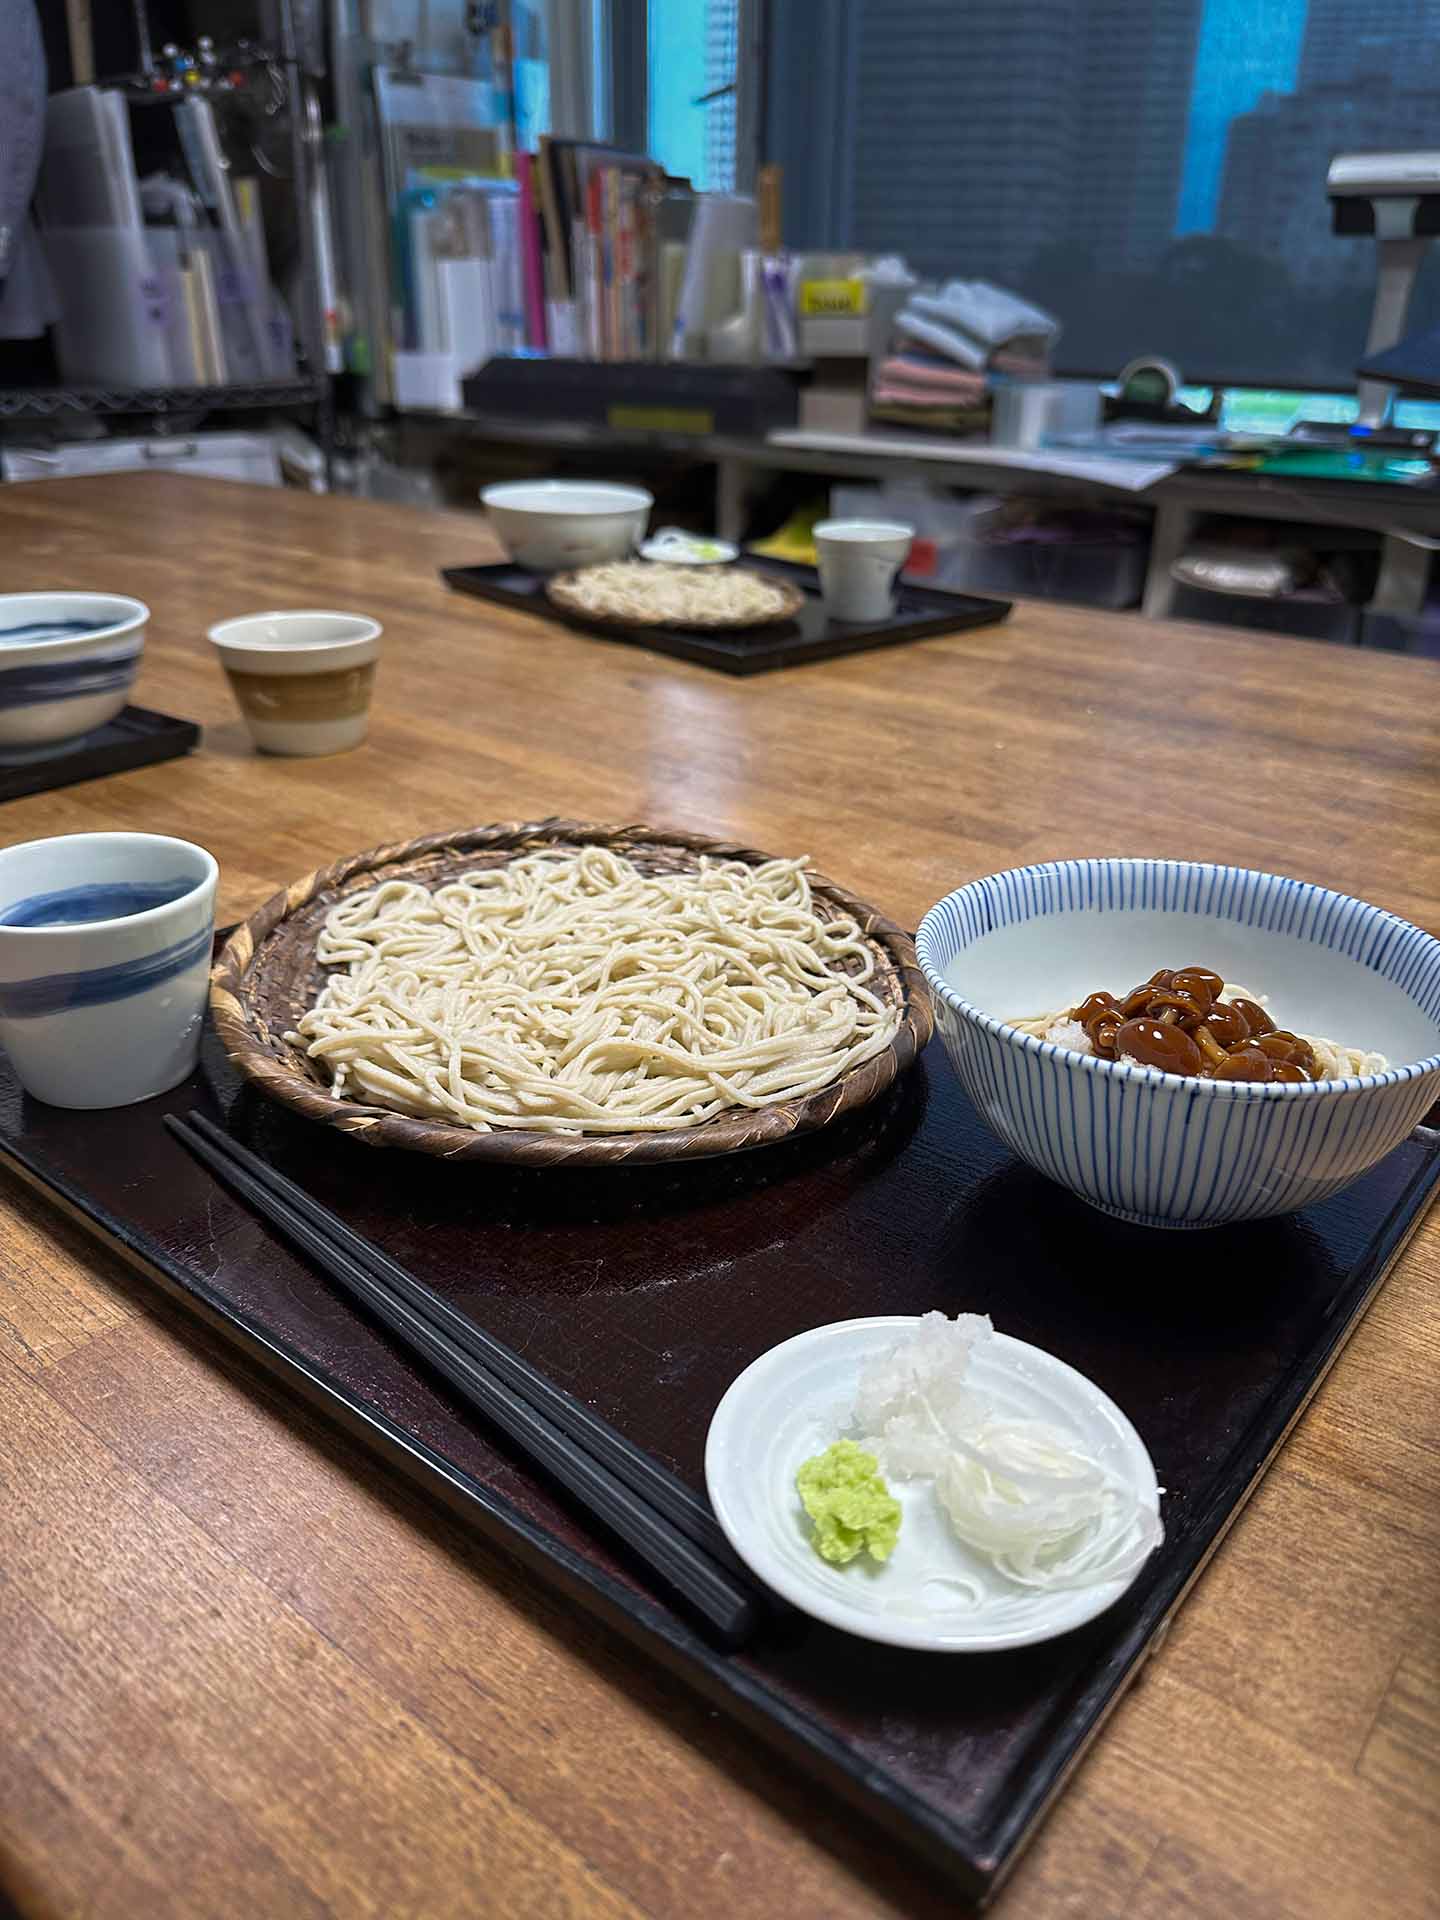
163;1111;766;1648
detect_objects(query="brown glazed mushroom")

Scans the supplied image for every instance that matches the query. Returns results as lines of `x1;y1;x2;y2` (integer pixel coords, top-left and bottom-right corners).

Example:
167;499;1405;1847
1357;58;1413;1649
1064;969;1320;1082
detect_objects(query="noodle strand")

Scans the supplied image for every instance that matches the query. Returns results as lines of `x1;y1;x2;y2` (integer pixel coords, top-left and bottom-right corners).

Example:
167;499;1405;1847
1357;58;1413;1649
290;848;902;1133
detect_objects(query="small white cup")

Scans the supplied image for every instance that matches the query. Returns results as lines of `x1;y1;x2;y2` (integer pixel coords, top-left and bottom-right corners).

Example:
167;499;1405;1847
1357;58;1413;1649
813;520;915;623
208;610;382;756
0;832;218;1108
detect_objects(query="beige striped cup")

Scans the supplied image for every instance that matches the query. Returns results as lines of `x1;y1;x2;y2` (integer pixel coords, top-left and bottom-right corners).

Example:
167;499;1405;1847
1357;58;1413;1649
208;610;382;756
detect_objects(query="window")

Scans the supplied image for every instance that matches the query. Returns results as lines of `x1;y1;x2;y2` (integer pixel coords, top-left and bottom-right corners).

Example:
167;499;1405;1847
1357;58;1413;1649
769;0;1440;388
647;0;740;189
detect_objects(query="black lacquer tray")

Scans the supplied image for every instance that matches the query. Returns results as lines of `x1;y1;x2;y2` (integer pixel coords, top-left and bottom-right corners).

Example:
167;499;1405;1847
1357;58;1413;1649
1;1017;1436;1904
0;706;200;802
441;559;1012;673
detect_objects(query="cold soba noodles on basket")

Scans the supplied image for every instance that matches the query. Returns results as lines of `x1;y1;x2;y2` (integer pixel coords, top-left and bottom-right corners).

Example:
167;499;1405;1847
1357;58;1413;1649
287;845;901;1135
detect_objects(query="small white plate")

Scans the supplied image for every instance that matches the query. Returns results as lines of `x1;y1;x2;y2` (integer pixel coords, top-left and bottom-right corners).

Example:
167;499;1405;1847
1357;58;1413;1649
638;529;739;565
705;1317;1162;1652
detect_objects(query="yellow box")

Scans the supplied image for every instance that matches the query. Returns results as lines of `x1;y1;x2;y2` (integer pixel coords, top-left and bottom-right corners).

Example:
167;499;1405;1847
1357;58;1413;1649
798;278;868;317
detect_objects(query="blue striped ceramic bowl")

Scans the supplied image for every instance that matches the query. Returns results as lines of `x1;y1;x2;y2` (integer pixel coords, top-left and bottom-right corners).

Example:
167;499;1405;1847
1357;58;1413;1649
917;860;1440;1229
0;592;149;749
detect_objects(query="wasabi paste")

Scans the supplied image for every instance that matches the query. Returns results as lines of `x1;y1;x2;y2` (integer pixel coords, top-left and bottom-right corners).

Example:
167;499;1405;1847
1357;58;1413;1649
796;1439;901;1565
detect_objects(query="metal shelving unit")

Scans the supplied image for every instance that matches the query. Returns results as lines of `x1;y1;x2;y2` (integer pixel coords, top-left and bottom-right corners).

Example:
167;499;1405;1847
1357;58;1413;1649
2;0;331;467
0;379;325;421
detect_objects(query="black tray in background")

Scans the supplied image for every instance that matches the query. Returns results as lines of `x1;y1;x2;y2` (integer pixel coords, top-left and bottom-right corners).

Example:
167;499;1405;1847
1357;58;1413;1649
0;705;201;802
441;559;1012;673
1;1027;1436;1906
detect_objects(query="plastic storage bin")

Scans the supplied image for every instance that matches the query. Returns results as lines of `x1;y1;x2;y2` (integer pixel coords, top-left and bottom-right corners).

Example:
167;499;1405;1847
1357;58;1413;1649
830;481;993;582
1169;584;1360;644
933;506;1149;609
2;433;282;487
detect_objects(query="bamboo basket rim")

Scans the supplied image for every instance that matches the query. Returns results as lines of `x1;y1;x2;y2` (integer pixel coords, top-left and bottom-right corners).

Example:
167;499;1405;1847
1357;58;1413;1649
209;819;932;1167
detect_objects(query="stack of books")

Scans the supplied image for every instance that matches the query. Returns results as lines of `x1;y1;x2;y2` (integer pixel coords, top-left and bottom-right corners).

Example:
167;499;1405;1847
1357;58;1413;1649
392;139;695;405
530;138;669;361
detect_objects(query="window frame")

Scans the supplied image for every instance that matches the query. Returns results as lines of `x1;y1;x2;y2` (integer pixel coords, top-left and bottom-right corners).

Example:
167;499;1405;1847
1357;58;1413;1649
606;0;763;189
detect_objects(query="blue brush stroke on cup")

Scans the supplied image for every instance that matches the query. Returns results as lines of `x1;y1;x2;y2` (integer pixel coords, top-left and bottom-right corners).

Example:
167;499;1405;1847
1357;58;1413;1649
0;877;199;927
0;618;113;644
0;921;214;1019
0;647;141;710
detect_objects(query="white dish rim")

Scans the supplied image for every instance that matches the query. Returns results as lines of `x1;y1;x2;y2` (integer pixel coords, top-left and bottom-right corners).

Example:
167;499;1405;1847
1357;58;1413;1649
480;481;655;516
917;857;1440;1097
206;609;382;655
0;830;218;936
0;591;150;653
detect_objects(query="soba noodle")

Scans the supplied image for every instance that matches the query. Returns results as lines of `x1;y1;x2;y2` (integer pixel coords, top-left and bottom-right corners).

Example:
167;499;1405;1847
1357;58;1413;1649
552;561;792;626
289;847;901;1134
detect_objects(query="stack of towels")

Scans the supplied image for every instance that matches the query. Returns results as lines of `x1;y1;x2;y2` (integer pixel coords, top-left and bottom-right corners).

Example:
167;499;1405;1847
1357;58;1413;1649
870;280;1059;435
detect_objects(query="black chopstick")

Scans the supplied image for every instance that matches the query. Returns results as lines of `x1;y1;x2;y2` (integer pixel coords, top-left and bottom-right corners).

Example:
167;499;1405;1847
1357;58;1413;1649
180;1110;746;1574
164;1114;764;1648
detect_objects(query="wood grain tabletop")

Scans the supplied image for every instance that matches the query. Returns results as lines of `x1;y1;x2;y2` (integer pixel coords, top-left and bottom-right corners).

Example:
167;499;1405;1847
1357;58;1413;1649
1;474;1436;1920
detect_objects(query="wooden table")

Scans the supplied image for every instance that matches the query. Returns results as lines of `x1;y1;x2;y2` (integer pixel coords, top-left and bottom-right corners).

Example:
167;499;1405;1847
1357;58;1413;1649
2;475;1437;1920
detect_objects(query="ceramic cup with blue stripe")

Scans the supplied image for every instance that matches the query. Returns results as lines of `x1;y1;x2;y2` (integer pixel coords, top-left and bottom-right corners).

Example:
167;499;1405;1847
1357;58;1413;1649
0;592;149;749
917;859;1440;1229
0;832;218;1108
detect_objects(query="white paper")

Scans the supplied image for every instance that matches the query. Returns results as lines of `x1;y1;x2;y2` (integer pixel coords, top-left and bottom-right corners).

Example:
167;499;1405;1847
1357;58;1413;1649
765;428;1177;493
42;226;173;385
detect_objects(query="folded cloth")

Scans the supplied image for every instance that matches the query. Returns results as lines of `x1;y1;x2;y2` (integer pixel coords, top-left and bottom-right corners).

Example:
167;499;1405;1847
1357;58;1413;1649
872;374;988;409
890;279;1061;371
988;345;1051;378
909;280;1059;350
893;308;988;368
879;352;991;393
870;401;992;435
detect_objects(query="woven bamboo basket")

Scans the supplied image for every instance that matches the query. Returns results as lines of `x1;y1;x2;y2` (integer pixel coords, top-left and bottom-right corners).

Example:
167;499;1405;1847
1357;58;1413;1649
210;819;932;1167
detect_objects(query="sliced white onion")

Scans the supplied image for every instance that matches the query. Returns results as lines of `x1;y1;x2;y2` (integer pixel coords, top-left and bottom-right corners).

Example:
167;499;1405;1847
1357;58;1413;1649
850;1313;1164;1595
934;1421;1161;1590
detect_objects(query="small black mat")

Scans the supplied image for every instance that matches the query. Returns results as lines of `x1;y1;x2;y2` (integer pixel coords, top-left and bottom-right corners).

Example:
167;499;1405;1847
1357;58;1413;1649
0;706;201;802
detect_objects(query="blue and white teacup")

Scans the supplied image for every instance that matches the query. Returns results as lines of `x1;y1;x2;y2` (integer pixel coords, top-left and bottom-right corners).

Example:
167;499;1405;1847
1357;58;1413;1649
0;592;149;749
0;832;217;1108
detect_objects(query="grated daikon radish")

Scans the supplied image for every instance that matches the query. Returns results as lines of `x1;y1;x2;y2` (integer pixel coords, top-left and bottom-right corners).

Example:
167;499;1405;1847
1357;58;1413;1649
851;1309;992;1477
850;1313;1162;1591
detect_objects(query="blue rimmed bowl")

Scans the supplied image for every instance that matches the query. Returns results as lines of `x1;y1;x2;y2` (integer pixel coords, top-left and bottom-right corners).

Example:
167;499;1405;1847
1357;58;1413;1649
916;859;1440;1229
0;592;149;749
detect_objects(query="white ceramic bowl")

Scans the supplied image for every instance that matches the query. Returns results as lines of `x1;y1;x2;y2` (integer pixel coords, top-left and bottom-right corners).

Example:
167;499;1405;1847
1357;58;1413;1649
917;859;1440;1229
0;591;149;748
480;481;653;571
207;609;382;757
0;831;217;1108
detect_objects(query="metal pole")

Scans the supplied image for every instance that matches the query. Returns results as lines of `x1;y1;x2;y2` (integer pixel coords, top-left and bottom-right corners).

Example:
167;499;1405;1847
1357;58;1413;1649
277;0;335;477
